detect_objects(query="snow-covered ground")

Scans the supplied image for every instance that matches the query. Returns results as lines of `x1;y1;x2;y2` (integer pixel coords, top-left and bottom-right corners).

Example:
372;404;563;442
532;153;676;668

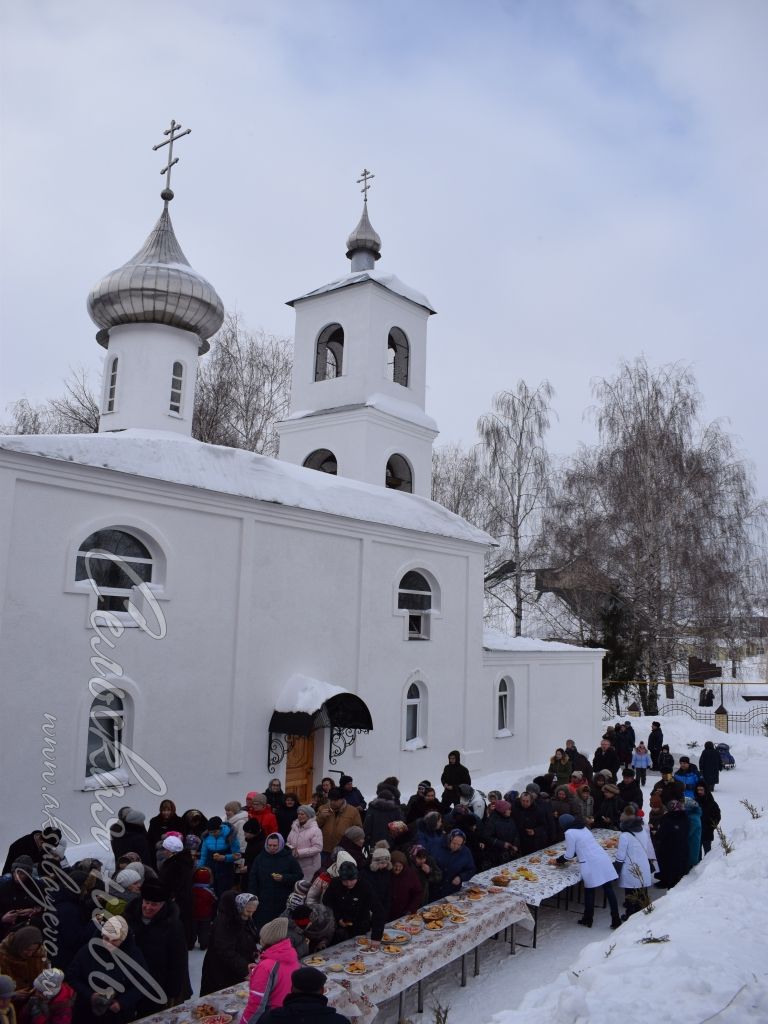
369;716;768;1024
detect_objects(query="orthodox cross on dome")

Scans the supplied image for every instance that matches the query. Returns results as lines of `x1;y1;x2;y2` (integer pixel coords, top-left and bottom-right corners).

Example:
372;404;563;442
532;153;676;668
152;119;192;203
357;167;375;203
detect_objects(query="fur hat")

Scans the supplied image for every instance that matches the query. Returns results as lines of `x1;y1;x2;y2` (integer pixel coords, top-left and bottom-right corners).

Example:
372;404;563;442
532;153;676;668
141;879;169;902
603;784;620;796
123;809;145;826
259;916;289;947
387;820;408;835
33;968;65;998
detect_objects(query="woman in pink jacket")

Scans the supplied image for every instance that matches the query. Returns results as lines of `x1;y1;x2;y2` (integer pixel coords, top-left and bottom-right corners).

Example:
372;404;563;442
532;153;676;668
287;806;323;881
240;918;299;1023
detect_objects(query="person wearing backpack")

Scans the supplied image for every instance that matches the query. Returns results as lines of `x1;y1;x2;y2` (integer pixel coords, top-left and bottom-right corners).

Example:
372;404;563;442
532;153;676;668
240;918;299;1024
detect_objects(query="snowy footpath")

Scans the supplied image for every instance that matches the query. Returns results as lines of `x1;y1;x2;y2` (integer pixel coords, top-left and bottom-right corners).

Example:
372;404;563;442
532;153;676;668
365;716;768;1024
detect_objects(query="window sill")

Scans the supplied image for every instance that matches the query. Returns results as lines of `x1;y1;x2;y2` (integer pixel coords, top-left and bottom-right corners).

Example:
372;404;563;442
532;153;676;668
495;729;512;739
403;738;427;751
79;768;133;791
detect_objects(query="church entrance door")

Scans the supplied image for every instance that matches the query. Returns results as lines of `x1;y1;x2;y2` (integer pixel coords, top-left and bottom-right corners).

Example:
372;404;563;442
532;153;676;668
285;734;314;805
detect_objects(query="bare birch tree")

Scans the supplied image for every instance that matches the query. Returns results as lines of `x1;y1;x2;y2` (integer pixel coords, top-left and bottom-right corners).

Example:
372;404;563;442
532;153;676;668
477;380;555;636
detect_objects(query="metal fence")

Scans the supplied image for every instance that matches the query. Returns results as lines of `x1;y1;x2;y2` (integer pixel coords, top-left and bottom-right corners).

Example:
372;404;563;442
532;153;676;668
601;683;768;737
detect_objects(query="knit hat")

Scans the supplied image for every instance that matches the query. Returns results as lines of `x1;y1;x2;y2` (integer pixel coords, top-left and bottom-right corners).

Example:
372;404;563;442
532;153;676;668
33;968;65;999
266;832;285;851
291;966;327;993
297;805;316;818
390;851;408;866
162;835;184;853
141;879;169;902
338;861;358;880
344;826;365;843
235;893;258;913
598;769;614;780
251;792;267;807
0;975;17;998
419;779;432;790
525;783;541;796
207;816;223;830
115;869;141;888
101;916;128;945
494;799;511;814
559;814;576;830
370;848;391;867
123;809;145;825
259;916;289;947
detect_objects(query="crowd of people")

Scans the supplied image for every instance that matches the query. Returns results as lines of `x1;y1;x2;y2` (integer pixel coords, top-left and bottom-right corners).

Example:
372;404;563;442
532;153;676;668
0;731;723;1023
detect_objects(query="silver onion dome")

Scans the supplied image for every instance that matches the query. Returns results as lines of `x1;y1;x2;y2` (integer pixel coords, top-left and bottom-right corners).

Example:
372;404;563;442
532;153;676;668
87;206;224;354
345;203;381;270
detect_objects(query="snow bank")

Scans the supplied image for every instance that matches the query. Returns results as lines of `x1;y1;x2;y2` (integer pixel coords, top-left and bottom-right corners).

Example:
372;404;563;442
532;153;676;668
274;673;347;714
483;628;597;654
0;429;492;546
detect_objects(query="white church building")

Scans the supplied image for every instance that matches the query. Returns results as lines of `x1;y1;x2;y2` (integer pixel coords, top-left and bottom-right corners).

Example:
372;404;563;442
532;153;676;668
0;155;603;857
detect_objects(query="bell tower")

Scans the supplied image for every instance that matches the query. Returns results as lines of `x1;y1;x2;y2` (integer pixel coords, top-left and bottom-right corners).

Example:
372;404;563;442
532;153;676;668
277;172;438;498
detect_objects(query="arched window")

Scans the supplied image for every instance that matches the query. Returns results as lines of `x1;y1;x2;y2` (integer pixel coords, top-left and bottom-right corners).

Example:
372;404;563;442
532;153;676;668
405;682;422;742
496;677;514;736
398;570;432;640
303;449;338;475
315;324;344;381
105;356;118;413
169;361;184;414
76;529;153;614
86;690;125;776
386;454;413;493
387;328;409;386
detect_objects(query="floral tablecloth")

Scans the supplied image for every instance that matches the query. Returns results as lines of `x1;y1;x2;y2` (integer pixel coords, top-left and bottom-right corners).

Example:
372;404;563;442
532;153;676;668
470;828;619;907
140;888;533;1024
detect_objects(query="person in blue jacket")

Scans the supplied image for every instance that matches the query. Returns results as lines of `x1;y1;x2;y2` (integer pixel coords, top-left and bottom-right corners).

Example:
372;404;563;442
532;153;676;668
433;829;476;897
673;757;701;800
197;816;241;896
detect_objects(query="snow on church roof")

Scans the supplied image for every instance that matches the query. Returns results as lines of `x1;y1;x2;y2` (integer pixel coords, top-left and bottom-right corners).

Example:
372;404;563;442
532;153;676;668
284;392;438;432
0;429;493;546
483;627;601;654
288;269;436;314
274;673;348;714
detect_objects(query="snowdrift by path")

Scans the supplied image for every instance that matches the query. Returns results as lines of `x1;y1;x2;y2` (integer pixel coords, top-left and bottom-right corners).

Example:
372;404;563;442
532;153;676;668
488;814;768;1024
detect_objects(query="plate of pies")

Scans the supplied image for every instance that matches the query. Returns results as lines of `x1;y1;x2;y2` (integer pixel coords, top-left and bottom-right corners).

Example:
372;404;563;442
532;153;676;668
345;961;367;975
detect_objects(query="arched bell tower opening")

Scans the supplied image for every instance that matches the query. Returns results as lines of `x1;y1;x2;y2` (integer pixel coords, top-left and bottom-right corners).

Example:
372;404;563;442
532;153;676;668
303;449;338;475
315;324;344;381
386;453;413;493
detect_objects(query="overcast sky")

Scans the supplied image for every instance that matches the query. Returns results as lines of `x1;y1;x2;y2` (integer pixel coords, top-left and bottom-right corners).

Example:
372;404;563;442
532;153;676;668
1;0;766;494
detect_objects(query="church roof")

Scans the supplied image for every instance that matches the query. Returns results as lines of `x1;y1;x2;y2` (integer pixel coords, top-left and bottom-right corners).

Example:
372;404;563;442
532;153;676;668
87;206;224;353
0;430;493;547
483;627;602;654
287;269;436;315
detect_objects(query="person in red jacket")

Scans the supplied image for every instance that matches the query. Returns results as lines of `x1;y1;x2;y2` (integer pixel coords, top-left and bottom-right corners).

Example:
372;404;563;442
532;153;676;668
21;969;74;1024
190;867;217;951
387;852;423;920
247;794;279;838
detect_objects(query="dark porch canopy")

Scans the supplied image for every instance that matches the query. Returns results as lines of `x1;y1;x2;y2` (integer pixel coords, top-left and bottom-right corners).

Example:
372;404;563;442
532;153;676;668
268;691;373;738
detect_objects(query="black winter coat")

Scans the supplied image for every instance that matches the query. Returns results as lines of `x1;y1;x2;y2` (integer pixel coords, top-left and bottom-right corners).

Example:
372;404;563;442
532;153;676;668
110;822;152;867
122;895;190;1013
592;747;620;777
658;751;675;775
249;847;303;930
695;792;722;844
66;932;149;1024
698;746;721;789
440;753;471;805
482;812;520;866
617;779;644;809
146;813;184;864
647;727;664;754
323;876;386;941
158;851;194;944
363;796;402;847
511;801;549;854
200;891;258;996
597;794;625;829
362;867;392;921
262;990;353;1023
654;808;689;888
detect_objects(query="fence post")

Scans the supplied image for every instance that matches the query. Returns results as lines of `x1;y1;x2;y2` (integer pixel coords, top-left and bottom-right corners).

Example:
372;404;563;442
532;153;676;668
714;704;729;733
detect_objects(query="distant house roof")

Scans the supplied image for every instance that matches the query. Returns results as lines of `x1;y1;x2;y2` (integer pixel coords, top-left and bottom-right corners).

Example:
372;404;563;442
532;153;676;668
0;429;493;546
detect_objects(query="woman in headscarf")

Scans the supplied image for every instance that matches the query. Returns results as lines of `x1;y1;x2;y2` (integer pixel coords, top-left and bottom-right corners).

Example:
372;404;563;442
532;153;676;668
440;750;471;811
248;835;303;931
0;928;48;1014
147;800;184;865
432;830;476;897
200;892;259;997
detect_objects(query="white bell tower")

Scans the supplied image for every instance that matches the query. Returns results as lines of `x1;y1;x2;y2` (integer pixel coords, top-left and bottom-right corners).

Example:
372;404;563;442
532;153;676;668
277;172;438;498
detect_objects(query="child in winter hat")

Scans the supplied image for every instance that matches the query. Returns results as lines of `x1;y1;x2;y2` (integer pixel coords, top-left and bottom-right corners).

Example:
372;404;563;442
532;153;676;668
28;968;75;1021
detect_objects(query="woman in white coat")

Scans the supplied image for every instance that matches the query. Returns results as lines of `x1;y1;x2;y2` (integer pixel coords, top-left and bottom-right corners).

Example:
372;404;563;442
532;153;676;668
614;803;656;920
287;805;324;881
556;813;621;928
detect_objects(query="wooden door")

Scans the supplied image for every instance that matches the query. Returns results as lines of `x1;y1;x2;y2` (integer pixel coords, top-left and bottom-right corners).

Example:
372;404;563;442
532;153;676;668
285;734;315;805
